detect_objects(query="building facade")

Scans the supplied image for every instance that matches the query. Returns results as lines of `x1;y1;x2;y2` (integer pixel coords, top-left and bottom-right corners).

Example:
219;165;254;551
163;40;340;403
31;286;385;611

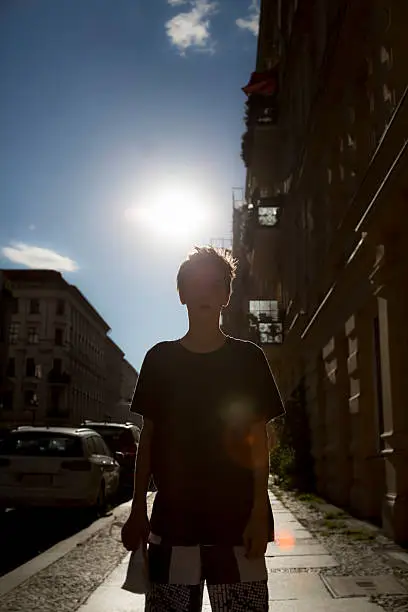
0;272;14;422
118;359;140;426
104;336;125;422
227;0;408;543
0;270;138;428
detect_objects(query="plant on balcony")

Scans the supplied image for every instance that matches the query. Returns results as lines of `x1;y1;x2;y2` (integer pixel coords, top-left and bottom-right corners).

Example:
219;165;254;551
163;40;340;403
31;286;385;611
240;130;253;168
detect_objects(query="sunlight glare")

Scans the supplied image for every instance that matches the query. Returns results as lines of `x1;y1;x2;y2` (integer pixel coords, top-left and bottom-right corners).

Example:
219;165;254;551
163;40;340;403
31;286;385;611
125;182;210;241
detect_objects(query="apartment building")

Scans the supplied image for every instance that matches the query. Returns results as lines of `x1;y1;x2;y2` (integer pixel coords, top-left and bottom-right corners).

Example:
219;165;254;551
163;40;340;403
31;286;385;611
118;358;139;426
0;270;138;428
227;0;408;543
0;273;14;419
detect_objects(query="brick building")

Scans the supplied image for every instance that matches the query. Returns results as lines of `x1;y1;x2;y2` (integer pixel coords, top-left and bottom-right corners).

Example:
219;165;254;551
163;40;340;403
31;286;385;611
226;0;408;543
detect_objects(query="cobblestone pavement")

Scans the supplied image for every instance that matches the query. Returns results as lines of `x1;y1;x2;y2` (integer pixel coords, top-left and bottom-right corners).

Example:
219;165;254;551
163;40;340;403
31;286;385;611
0;497;153;612
273;488;408;612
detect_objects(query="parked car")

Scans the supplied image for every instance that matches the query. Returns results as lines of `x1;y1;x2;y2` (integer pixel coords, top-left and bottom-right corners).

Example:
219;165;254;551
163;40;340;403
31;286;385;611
81;422;140;492
0;426;120;513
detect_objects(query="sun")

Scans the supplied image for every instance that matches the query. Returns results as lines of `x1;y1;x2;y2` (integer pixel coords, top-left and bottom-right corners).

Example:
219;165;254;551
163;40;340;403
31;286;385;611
125;182;210;240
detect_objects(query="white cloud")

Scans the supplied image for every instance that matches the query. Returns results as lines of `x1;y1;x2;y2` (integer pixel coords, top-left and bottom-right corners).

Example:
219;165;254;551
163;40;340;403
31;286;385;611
166;0;218;54
167;0;188;5
236;0;260;35
2;243;78;272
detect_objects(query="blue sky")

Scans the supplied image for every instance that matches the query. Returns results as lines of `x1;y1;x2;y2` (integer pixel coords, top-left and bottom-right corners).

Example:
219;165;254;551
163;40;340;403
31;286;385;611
0;0;259;371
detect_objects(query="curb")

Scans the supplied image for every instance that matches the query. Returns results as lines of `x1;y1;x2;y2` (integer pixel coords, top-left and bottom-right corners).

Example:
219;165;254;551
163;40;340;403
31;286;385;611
0;497;141;598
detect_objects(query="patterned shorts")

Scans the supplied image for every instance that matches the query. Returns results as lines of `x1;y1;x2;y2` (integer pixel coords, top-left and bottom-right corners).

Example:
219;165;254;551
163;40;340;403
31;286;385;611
145;536;268;611
145;580;268;611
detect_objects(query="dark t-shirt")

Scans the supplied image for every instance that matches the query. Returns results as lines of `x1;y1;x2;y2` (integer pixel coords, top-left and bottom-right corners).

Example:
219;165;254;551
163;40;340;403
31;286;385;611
130;336;284;546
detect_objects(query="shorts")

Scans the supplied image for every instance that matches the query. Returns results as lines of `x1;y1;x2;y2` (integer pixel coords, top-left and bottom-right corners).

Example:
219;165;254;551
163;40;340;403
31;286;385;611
145;536;268;611
146;580;268;611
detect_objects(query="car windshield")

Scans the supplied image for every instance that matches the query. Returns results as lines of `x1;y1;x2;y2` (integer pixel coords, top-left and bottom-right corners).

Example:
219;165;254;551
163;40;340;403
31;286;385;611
88;427;136;452
0;433;84;457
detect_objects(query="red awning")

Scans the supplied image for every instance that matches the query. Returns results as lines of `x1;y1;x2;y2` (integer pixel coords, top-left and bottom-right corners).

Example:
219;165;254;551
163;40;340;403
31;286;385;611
242;70;278;96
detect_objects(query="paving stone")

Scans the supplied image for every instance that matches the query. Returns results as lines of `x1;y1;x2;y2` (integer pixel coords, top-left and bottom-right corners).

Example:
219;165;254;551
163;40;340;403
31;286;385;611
78;586;145;612
274;518;304;527
267;599;385;611
273;512;300;520
321;574;407;598
266;543;328;557
274;522;305;532
285;530;314;540
266;555;338;570
273;508;294;513
267;574;332;600
104;564;127;587
385;550;408;568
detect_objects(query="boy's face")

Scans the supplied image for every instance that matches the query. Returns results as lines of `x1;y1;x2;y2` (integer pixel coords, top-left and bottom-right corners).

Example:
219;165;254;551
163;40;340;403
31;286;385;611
180;260;230;316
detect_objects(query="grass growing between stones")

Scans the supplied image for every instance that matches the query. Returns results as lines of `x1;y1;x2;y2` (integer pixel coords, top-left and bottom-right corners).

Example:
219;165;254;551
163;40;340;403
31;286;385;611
296;492;325;504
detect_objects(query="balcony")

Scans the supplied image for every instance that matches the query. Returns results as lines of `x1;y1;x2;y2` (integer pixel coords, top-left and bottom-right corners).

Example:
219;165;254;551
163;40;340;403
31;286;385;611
241;76;280;170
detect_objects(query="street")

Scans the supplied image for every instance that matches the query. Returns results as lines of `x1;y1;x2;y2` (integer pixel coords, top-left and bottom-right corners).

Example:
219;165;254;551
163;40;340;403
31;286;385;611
0;493;131;577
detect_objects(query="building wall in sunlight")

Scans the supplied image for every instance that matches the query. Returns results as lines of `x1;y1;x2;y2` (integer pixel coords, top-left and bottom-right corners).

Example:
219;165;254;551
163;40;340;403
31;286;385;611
230;0;408;544
0;270;138;429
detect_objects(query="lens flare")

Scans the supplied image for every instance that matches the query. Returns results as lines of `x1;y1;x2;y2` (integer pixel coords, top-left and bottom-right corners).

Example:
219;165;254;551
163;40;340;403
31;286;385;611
275;530;296;551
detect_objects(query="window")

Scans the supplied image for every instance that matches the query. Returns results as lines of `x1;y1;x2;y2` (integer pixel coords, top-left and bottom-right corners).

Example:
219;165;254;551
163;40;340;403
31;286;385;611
55;328;64;346
131;426;141;444
30;299;40;315
11;298;19;314
1;390;13;411
24;390;38;406
373;316;385;450
53;358;62;374
56;299;65;316
49;387;62;413
87;437;98;456
94;436;109;456
28;327;39;344
249;300;283;345
0;433;83;457
9;323;19;344
6;358;15;377
258;206;280;227
26;358;36;377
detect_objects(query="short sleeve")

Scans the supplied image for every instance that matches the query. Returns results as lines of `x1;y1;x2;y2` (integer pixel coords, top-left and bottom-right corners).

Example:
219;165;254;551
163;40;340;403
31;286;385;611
249;345;285;423
130;348;159;423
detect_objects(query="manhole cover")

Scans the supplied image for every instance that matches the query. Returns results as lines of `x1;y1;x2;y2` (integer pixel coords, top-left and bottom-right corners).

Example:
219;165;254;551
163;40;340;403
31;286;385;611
322;575;407;598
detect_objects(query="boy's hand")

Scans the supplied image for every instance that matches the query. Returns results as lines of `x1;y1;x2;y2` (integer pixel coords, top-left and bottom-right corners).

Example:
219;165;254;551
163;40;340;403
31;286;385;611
121;509;150;551
243;510;268;559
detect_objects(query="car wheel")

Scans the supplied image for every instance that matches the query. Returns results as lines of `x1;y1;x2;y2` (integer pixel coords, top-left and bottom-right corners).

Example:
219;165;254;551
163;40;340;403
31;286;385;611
96;482;107;517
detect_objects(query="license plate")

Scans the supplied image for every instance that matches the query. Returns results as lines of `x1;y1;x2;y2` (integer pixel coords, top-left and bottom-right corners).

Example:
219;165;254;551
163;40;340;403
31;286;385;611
22;474;52;487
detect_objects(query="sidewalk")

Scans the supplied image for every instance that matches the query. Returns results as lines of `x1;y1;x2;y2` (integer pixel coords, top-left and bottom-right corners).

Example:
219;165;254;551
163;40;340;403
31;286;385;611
77;491;386;612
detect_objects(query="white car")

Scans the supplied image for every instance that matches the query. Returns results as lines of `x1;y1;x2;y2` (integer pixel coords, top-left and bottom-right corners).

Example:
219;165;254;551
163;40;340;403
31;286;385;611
0;426;120;512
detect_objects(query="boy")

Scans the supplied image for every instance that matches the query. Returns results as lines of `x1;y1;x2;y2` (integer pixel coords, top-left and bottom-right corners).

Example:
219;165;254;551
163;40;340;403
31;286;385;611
122;246;284;611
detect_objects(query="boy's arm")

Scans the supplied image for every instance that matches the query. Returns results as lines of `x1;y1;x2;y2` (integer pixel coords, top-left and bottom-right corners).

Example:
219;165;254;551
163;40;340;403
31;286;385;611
121;418;153;551
242;420;270;559
131;417;154;516
249;420;270;517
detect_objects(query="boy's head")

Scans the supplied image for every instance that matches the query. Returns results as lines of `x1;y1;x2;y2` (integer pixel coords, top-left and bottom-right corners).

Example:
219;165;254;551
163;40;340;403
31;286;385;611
177;246;237;315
